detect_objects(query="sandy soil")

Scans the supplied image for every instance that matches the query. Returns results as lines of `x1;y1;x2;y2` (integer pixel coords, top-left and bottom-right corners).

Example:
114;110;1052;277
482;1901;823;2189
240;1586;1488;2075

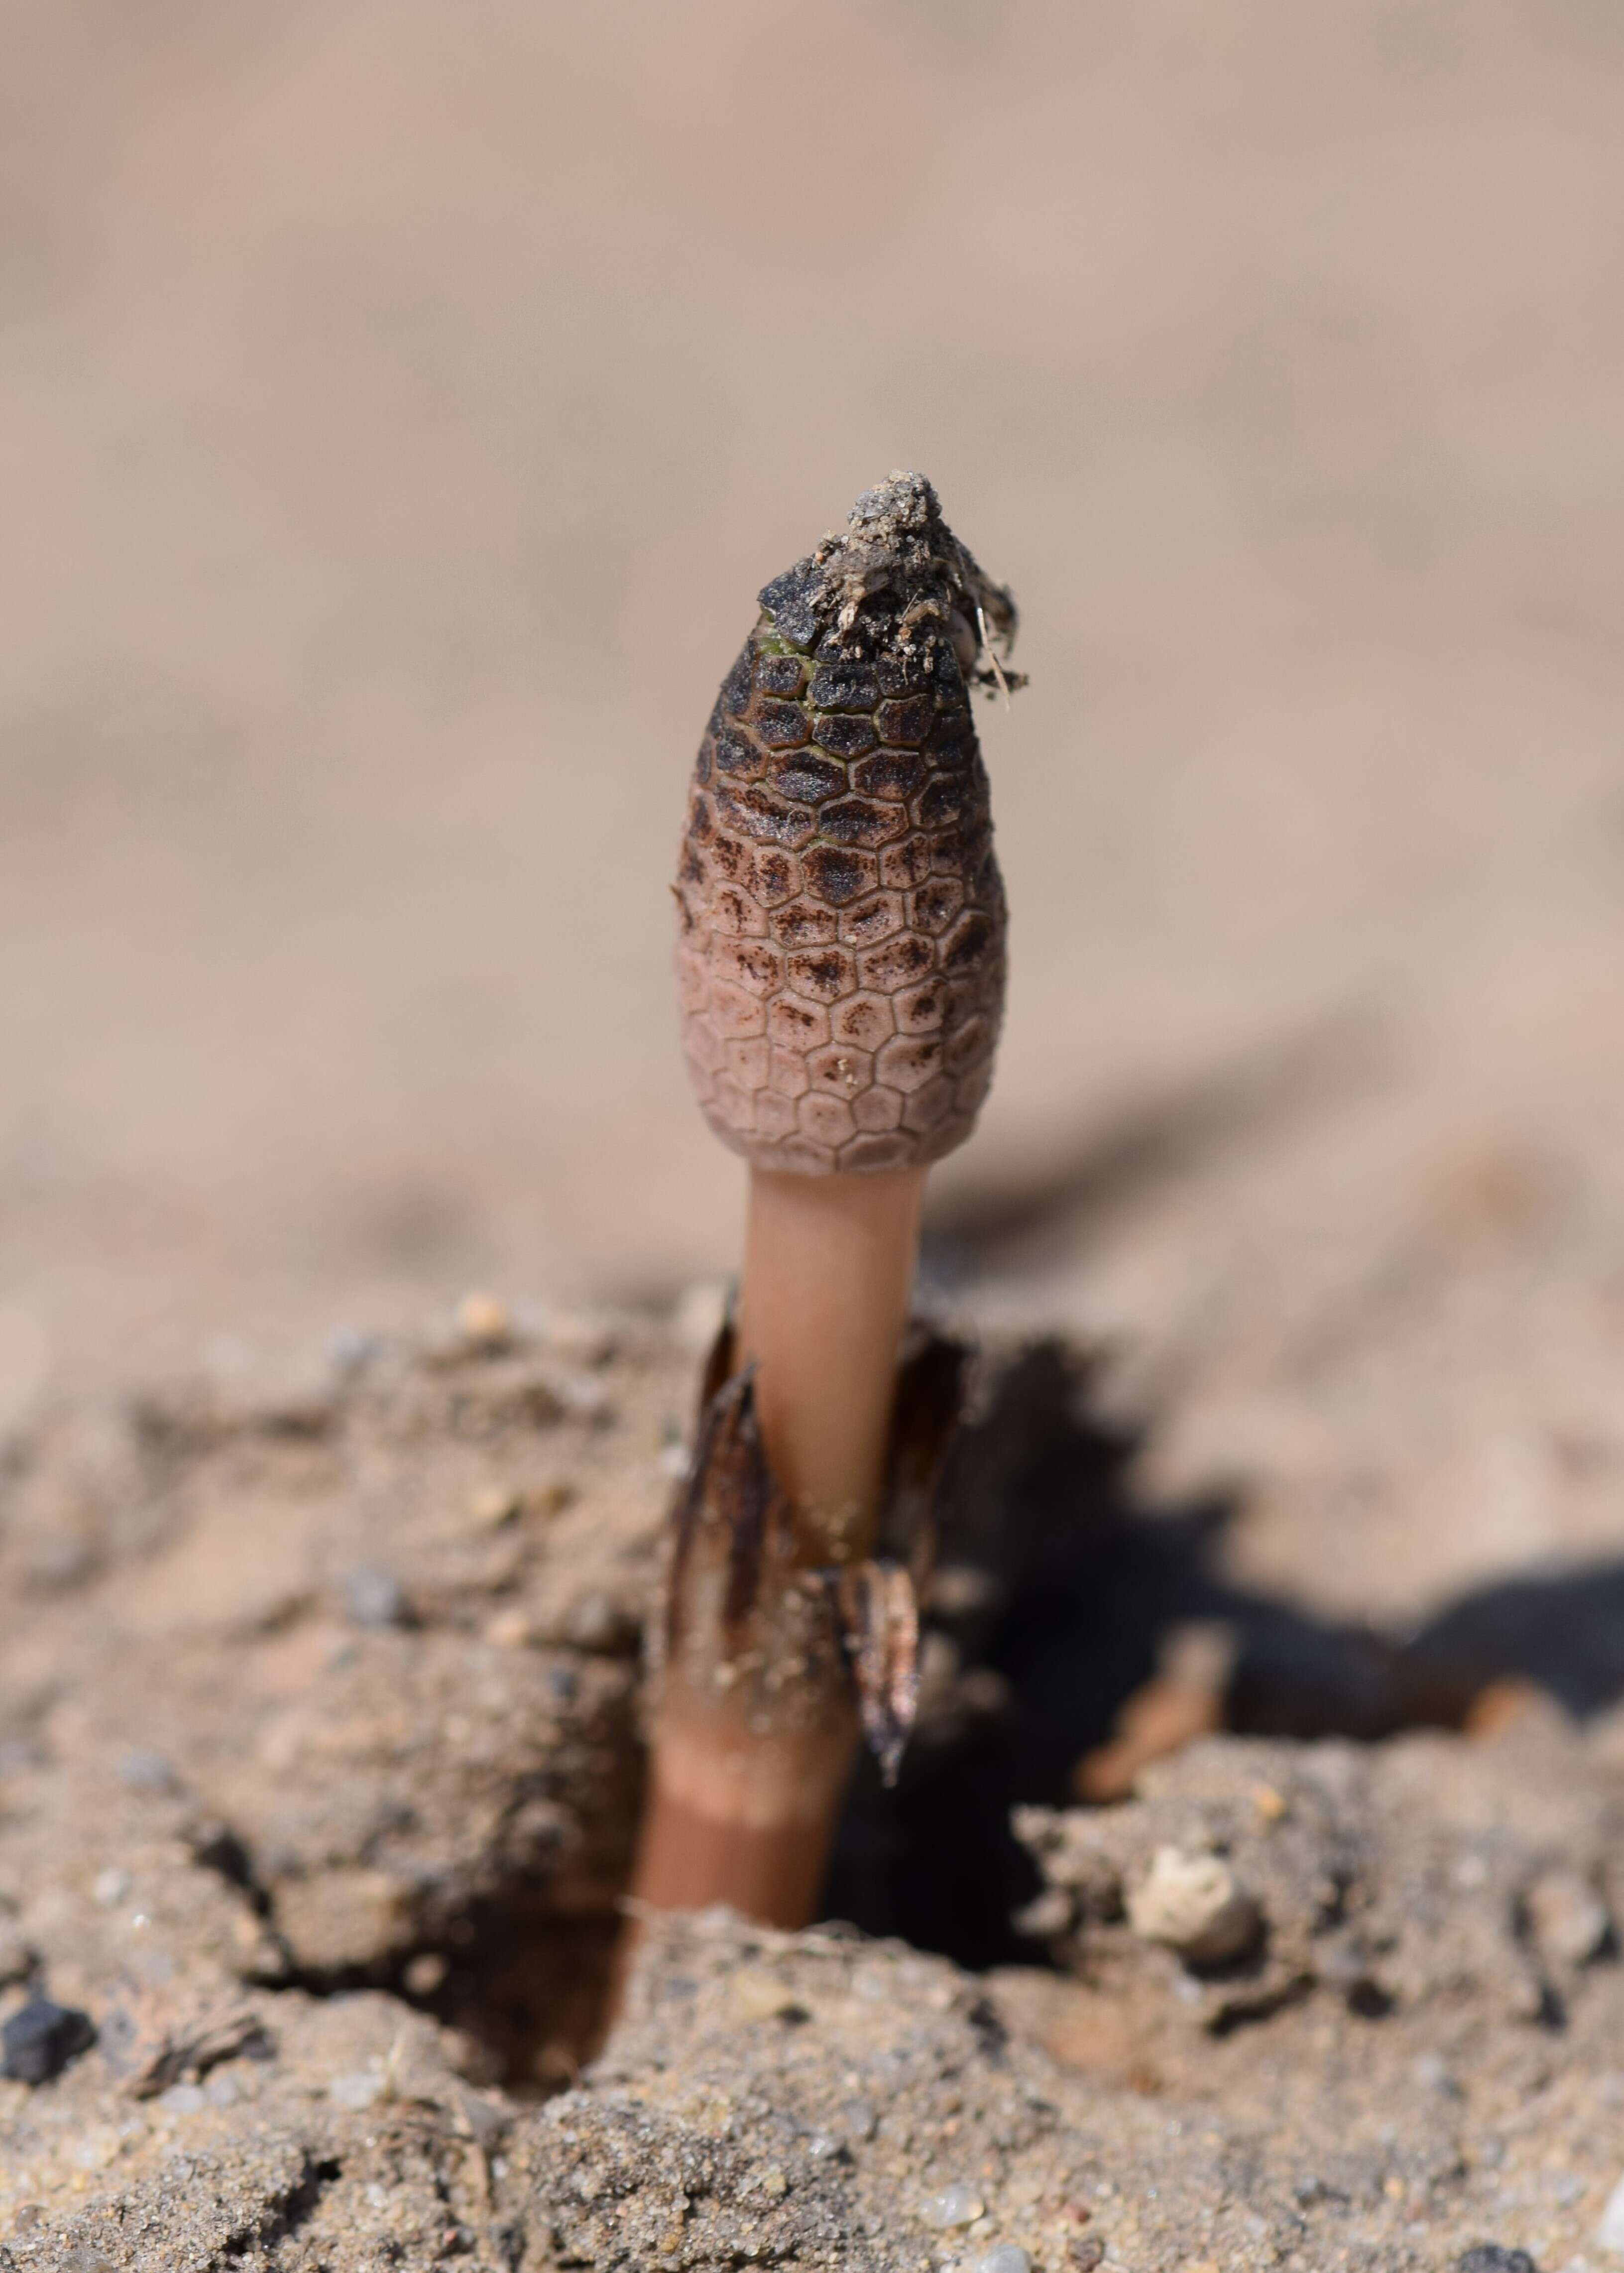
0;1316;1621;2269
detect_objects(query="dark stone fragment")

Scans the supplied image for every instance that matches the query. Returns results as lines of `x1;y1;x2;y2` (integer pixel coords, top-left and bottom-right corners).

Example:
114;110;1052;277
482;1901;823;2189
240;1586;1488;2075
772;756;846;805
721;648;754;718
712;729;762;777
755;652;806;697
809;662;880;712
343;1564;409;1630
754;701;812;751
1458;2253;1539;2273
813;712;878;760
802;846;875;906
758;559;825;650
1;1999;96;2085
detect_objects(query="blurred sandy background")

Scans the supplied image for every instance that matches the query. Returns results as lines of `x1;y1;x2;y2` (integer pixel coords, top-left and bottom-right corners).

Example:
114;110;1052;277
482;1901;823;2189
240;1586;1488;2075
4;0;1624;1616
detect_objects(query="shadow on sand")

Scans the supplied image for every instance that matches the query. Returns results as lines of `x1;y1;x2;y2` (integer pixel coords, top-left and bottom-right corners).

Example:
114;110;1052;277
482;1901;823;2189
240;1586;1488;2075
824;1339;1624;1970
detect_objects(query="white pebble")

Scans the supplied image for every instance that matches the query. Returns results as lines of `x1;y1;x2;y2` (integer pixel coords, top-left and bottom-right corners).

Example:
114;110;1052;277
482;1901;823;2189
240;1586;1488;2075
975;2250;1032;2273
158;2084;206;2116
925;2184;984;2229
1598;2170;1624;2255
329;2071;383;2111
1127;1846;1260;1966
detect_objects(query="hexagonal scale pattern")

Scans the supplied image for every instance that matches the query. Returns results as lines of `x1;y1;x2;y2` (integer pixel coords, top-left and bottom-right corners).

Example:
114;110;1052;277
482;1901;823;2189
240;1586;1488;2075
674;480;1011;1173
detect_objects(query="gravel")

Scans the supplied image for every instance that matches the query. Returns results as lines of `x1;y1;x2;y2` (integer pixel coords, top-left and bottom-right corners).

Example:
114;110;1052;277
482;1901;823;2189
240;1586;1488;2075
0;1998;96;2086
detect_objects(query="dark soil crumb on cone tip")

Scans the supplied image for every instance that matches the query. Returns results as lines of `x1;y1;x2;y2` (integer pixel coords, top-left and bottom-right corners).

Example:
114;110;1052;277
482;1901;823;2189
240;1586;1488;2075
676;473;1019;1176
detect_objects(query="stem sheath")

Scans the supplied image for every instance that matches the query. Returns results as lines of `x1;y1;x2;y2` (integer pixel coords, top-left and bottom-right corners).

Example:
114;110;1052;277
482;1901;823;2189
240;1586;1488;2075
628;1163;926;1927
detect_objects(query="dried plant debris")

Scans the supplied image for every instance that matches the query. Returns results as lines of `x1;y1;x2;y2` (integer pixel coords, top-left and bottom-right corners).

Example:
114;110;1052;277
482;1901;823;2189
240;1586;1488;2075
677;472;1019;1175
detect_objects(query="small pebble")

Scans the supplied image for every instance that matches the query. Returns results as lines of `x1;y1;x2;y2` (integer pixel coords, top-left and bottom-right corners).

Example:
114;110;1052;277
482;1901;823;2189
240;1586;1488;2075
118;1751;177;1793
1598;2171;1624;2256
405;1951;449;1996
205;2069;242;2108
1458;2249;1540;2273
68;2126;122;2171
330;2071;384;2110
1014;1887;1075;1941
1126;1846;1261;1967
925;2184;985;2230
564;1589;634;1653
974;2249;1032;2273
342;1565;409;1630
468;1485;523;1530
1414;2052;1464;2098
548;1368;613;1423
533;1305;618;1365
927;1564;999;1616
1069;2242;1105;2272
326;1325;381;1375
455;1292;513;1350
93;1867;131;1907
158;2083;207;2116
0;1928;34;1989
1526;1869;1611;1969
731;1969;805;2022
0;1997;96;2085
